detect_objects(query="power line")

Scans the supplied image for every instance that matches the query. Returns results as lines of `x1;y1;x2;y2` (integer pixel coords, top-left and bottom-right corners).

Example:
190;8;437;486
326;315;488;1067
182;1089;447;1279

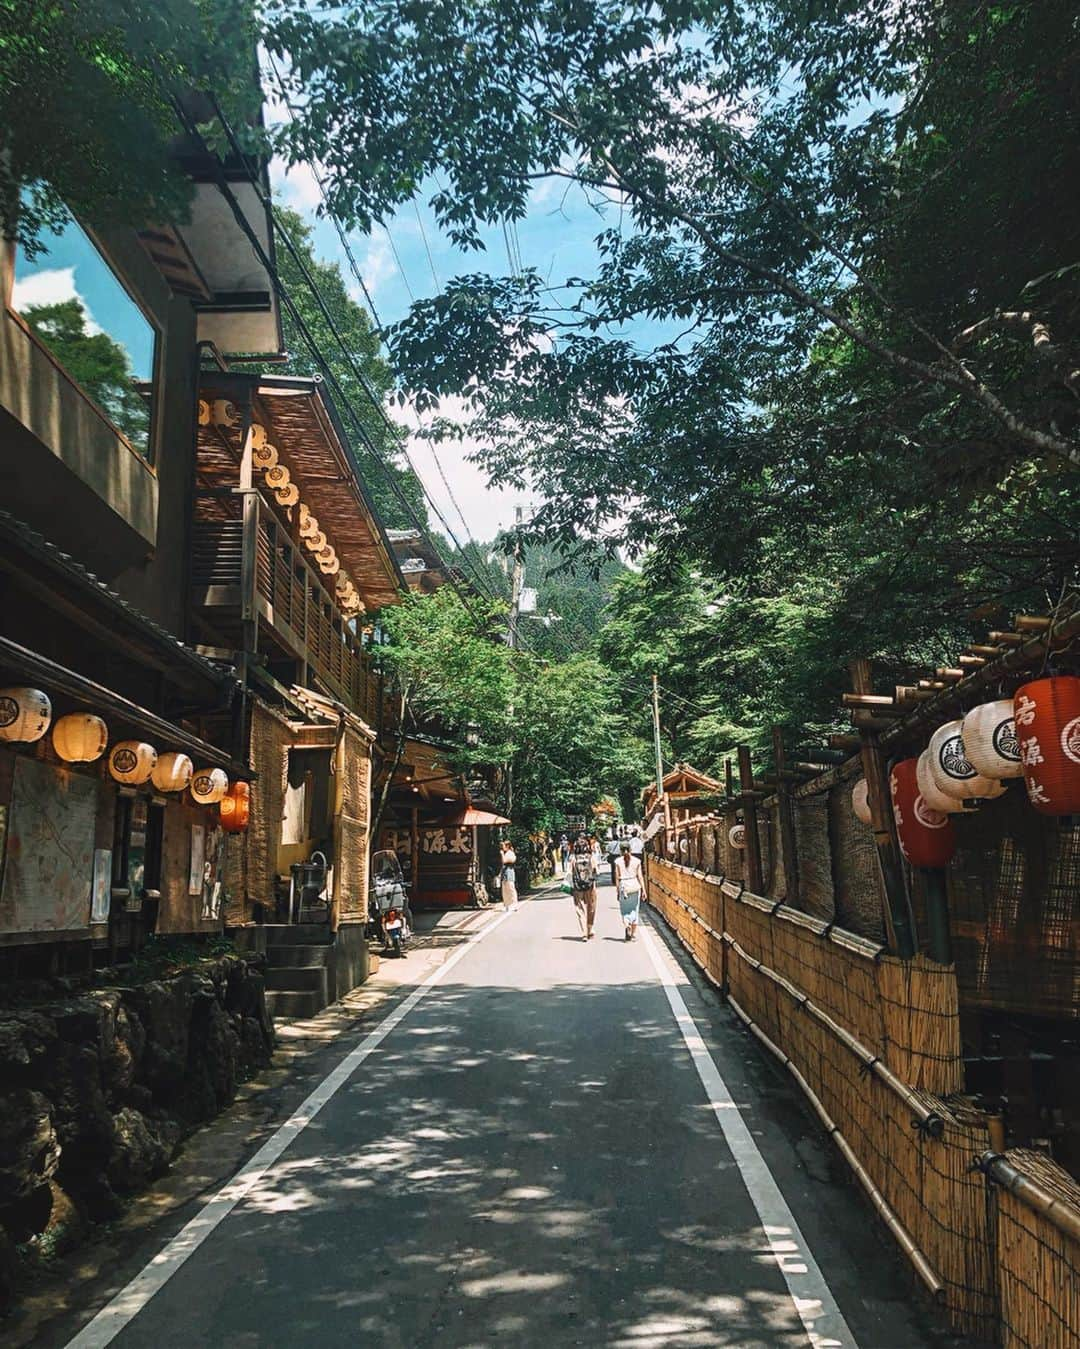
179;99;493;631
207;100;504;611
260;57;499;602
414;203;441;289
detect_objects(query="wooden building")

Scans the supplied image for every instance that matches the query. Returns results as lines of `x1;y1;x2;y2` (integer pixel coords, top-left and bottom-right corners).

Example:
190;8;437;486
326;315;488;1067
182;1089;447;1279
0;125;281;975
190;373;406;1012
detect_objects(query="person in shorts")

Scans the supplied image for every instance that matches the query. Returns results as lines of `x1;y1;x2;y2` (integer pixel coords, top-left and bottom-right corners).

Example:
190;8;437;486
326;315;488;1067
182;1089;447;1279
569;832;597;940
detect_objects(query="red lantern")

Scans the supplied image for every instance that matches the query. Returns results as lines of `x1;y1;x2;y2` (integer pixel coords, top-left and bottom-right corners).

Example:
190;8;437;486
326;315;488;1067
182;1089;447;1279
219;780;250;832
1013;676;1080;815
889;757;956;868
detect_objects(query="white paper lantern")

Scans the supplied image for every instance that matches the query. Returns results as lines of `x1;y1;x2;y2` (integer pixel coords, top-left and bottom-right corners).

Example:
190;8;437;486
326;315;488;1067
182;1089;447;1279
305;529;327;553
252;440;278;470
852;778;872;825
928;719;1007;802
961;699;1024;780
728;823;746;849
151;751;193;793
108;740;157;785
190;767;228;805
274;483;300;507
917;749;967;814
249;422;267;449
52;712;108;762
0;687;52;743
298;505;319;539
264;464;291;491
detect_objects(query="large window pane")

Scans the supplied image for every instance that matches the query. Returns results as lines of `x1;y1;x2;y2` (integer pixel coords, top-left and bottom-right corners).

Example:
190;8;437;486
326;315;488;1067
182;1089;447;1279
11;217;156;457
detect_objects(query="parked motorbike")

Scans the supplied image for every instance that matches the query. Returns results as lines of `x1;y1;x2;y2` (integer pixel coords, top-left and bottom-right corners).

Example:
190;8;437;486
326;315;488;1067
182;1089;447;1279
369;849;412;957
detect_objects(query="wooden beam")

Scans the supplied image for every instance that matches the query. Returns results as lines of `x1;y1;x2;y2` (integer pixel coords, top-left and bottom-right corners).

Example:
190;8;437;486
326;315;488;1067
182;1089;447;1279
737;745;763;895
959;655;986;668
934;668;965;682
1015;615;1052;632
850;658;917;959
772;726;800;910
842;693;896;709
827;734;861;752
988;630;1024;647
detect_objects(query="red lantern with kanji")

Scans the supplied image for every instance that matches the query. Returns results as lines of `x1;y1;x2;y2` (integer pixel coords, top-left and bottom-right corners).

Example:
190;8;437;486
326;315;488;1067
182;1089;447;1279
1013;675;1080;815
219;780;250;832
890;757;956;868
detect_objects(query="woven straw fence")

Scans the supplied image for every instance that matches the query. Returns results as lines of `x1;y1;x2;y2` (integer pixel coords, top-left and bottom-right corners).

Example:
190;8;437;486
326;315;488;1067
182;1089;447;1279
335;725;371;923
646;856;996;1338
992;1149;1080;1348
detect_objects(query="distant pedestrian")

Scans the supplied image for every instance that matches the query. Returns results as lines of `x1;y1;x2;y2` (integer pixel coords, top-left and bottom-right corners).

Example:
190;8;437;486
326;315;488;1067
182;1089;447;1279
499;840;518;912
589;834;603;879
559;834;570;872
628;827;645;858
615;843;645;941
570;832;597;940
605;834;620;886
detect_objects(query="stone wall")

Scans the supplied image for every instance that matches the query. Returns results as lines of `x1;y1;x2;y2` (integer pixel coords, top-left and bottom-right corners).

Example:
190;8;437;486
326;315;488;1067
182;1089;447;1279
0;953;274;1310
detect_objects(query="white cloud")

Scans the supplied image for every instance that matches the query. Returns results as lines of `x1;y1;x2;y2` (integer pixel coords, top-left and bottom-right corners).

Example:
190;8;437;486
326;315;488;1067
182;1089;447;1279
269;155;324;213
11;267;101;332
389;394;535;543
348;233;395;306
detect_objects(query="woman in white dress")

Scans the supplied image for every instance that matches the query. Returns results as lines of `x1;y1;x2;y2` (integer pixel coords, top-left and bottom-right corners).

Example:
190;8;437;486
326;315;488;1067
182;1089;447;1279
614;843;646;940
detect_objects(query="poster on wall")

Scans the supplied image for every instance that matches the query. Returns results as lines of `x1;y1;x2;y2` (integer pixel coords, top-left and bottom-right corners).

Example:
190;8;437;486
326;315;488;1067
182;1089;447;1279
188;824;205;896
91;849;111;924
0;758;98;935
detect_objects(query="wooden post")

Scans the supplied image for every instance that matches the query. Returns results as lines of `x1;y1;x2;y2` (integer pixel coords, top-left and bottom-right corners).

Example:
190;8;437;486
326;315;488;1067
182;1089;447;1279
850;658;917;958
771;725;799;908
410;805;420;899
724;758;734;798
737;745;763;895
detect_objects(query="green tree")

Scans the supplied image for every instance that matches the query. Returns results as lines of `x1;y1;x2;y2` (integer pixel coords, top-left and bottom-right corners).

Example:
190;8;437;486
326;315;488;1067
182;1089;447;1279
23;298;149;448
0;0;256;253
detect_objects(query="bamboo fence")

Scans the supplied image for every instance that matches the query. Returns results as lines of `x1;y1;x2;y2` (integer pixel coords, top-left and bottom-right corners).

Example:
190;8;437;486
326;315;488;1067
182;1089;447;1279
987;1148;1080;1348
647;856;997;1338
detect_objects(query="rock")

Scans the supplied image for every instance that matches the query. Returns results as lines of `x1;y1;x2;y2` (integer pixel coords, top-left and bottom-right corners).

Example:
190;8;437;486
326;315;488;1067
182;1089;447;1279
77;1173;124;1223
124;978;193;1102
36;1181;85;1257
184;1000;238;1121
106;1108;171;1193
102;1003;145;1100
0;1012;56;1075
45;1043;114;1191
0;1089;59;1209
0;1224;20;1315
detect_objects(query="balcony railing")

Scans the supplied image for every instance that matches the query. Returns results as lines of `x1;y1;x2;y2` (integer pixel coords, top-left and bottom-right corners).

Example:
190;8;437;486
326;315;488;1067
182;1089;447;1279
191;493;379;724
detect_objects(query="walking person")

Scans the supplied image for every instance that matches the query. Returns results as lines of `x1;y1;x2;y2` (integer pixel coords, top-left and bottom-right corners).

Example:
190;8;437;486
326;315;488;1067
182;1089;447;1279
569;832;597;940
614;841;646;941
589;834;603;882
499;839;519;912
605;833;620;886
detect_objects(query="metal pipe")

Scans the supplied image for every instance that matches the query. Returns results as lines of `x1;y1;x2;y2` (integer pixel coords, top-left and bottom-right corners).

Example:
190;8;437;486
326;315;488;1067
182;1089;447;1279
922;868;953;965
727;996;945;1300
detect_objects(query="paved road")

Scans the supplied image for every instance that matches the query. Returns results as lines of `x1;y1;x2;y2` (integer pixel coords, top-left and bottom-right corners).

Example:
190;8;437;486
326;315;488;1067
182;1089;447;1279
63;883;949;1349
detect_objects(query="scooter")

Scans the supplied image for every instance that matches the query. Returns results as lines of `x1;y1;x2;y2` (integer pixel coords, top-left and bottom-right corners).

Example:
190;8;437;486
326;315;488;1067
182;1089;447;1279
369;849;412;957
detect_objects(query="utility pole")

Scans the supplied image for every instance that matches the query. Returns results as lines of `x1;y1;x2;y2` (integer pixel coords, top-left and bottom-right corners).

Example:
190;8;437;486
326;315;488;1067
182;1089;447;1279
651;673;664;799
505;506;525;819
507;505;524;652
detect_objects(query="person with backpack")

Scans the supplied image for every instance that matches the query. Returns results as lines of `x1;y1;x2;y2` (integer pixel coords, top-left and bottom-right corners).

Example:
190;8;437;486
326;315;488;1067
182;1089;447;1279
569;832;597;940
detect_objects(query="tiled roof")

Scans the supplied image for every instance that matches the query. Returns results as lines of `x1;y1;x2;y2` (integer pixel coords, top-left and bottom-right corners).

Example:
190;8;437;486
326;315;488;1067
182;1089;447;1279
0;510;233;689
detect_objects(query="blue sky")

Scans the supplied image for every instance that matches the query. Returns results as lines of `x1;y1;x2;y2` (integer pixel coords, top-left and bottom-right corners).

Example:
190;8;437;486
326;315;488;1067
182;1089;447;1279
270;154;663;545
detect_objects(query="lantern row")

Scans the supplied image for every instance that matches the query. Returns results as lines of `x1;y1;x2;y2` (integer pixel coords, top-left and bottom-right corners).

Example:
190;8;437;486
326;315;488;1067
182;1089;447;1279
0;691;250;830
199;402;365;621
850;676;1080;867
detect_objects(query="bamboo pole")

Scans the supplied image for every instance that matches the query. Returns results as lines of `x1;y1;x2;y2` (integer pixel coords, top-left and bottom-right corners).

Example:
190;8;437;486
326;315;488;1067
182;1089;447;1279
727;994;945;1299
850;659;916;958
737;745;763;894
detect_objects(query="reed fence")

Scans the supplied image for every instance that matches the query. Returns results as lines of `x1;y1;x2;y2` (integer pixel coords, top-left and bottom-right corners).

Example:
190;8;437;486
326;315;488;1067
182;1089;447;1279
644;856;1080;1343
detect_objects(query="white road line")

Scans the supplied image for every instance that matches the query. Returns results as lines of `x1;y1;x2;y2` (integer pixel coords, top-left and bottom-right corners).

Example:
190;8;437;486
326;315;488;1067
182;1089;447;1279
641;921;858;1349
65;908;510;1349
